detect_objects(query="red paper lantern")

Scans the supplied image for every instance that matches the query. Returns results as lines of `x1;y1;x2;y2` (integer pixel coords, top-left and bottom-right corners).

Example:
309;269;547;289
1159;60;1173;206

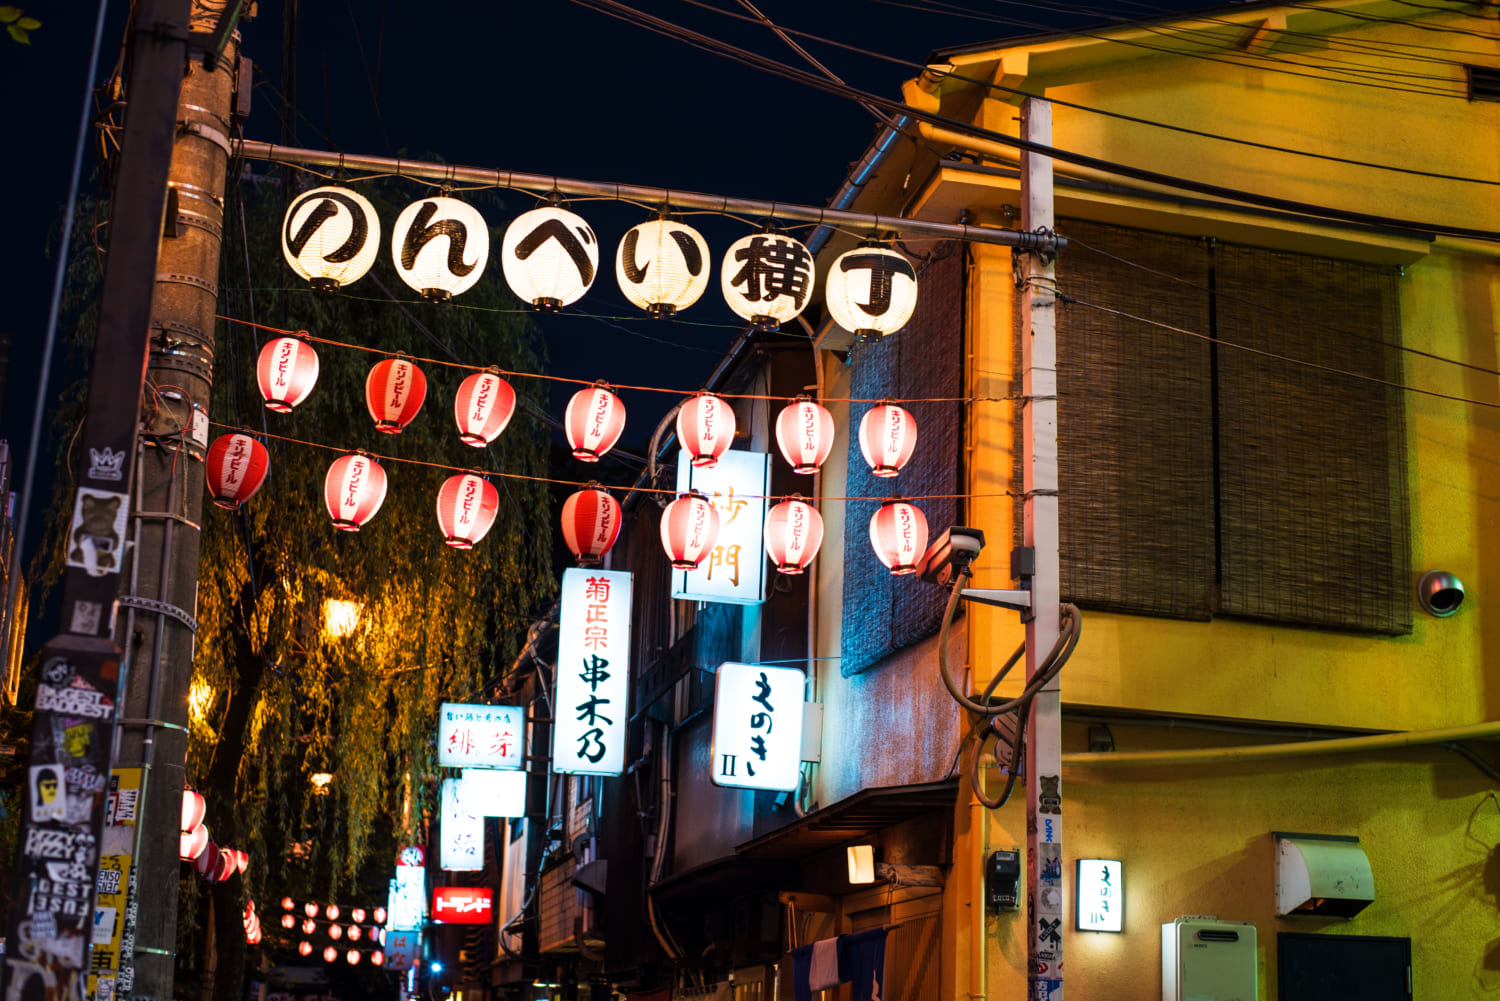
281;914;296;930
435;473;499;549
366;357;428;434
373;908;387;925
371;951;385;967
323;947;338;963
454;369;516;447
351;908;367;924
858;403;917;478
299;941;314;957
348;925;363;942
179;823;209;861
329;924;343;941
193;842;221;878
214;850;236;882
180;787;206;832
561;487;621;566
205;434;270;510
869;501;929;575
302;919;316;935
775;397;835;474
564;384;626;462
660;492;721;570
765;498;824;575
326;904;341;921
281;897;295;911
305;902;319;918
324;453;388;531
232;848;249;874
676;393;736;468
346;950;361;965
257;335;320;413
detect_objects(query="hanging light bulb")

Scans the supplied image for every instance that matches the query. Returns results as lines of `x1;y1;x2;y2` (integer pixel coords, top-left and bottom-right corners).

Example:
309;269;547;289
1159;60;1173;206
561;486;621;567
256;335;320;413
764;497;823;575
858;403;918;478
366;356;428;434
676;393;736;468
775;397;835;474
869;500;929;576
501;205;600;310
824;245;919;340
660;491;721;570
391;196;489;302
324;453;388;532
616;218;711;317
204;434;270;511
435;473;500;549
453;368;516;447
564;384;626;462
282;185;382;291
720;231;814;330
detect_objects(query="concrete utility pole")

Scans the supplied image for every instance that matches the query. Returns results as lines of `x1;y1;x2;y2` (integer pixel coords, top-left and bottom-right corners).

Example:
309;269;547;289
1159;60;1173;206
1019;97;1064;1001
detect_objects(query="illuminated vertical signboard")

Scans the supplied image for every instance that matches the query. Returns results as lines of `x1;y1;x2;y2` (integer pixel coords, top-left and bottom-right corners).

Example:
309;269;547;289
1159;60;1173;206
1075;858;1123;932
709;662;806;791
553;568;633;776
439;777;483;871
436;702;524;769
386;865;426;930
460;768;526;818
671;450;769;605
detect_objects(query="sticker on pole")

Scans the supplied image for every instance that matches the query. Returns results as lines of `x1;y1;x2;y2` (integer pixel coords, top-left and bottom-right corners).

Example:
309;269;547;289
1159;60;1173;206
64;488;130;578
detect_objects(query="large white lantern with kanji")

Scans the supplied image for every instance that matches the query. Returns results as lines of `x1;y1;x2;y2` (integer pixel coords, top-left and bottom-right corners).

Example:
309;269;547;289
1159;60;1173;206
858;402;918;478
256;335;320;413
366;357;427;434
435;473;500;549
720;232;814;330
453;369;516;447
775;396;835;474
825;246;919;340
501;206;599;310
869;500;929;575
564;384;626;462
281;185;382;291
660;491;721;570
391;196;489;302
561;487;622;567
324;453;388;532
616;219;711;317
764;497;823;575
676;393;736;468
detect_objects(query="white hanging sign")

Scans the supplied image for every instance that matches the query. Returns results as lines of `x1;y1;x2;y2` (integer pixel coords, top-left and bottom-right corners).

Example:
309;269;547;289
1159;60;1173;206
552;568;633;776
671;451;769;605
1075;858;1123;932
385;928;422;971
437;703;524;769
710;663;805;791
460;768;526;818
386;866;426;930
439;777;483;871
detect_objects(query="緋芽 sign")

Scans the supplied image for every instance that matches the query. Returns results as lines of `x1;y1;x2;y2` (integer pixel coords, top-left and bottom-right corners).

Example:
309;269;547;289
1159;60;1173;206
710;662;806;791
553;568;632;776
437;702;523;769
671;451;769;604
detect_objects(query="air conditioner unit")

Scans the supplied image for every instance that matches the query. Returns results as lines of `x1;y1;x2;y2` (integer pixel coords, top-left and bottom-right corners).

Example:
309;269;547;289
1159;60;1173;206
1162;915;1257;1001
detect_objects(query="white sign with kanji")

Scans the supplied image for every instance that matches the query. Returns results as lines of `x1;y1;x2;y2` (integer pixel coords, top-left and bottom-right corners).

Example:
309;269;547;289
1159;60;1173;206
439;777;483;872
437;702;524;769
552;568;632;777
671;451;769;605
386;866;426;930
710;662;806;792
1075;858;1123;932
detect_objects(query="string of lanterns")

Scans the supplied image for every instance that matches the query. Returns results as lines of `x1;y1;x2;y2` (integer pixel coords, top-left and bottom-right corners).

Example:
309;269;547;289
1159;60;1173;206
282;186;921;339
272;897;389;964
178;785;250;883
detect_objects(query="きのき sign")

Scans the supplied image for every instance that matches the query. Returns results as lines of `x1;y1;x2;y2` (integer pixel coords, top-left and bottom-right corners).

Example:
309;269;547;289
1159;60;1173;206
1075;858;1123;932
552;569;633;777
671;451;770;605
710;662;806;792
431;886;493;924
436;703;524;769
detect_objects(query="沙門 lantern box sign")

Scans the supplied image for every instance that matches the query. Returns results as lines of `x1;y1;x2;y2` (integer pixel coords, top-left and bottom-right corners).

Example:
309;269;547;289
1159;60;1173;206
671;451;769;605
431;886;494;925
460;767;525;818
439;777;483;872
385;866;426;930
710;662;806;792
436;702;524;769
553;568;633;777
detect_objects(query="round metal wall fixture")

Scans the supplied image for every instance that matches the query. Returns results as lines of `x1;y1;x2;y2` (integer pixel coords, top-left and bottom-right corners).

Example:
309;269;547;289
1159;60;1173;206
1417;570;1465;617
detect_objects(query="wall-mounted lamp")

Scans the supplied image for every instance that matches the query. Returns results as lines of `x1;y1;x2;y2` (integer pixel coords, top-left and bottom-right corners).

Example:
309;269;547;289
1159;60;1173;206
1075;858;1123;932
847;844;876;885
1417;570;1465;618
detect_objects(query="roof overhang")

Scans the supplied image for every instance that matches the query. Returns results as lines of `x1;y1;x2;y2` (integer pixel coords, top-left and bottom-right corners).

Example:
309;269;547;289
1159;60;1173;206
736;780;960;861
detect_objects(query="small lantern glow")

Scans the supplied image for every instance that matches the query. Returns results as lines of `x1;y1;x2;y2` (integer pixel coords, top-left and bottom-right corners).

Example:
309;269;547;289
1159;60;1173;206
870;501;929;575
561;487;622;567
825;246;918;340
616;219;711;317
351;908;367;924
391;196;489;302
181;787;206;832
366;357;427;434
764;498;823;575
205;434;270;510
180;824;209;861
256;335;320;413
435;473;500;549
324;453;388;531
720;232;814;330
299;941;314;957
502;206;600;310
347;950;361;966
281;897;295;911
858;403;918;478
775;397;835;474
214;851;236;882
564;384;626;462
660;491;721;570
231;848;249;874
453;369;516;447
282;185;382;291
281;914;296;930
373;907;387;925
847;845;876;884
323;600;361;638
323;947;338;963
676;393;736;468
348;924;363;942
192;842;221;878
371;951;385;967
326;904;341;921
329;924;343;941
302;919;316;935
305;902;319;918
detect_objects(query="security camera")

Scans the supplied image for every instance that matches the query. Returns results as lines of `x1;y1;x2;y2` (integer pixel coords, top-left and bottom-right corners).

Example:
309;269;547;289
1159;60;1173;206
919;527;986;588
1417;570;1465;617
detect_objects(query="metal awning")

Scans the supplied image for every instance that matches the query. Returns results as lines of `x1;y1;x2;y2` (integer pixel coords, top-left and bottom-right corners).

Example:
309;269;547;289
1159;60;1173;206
735;780;960;860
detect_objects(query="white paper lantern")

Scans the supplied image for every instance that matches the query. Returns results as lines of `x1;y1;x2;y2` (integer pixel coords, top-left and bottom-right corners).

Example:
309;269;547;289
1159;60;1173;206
720;232;815;330
281;186;382;291
616;219;711;317
390;196;489;302
501;206;599;310
825;246;919;340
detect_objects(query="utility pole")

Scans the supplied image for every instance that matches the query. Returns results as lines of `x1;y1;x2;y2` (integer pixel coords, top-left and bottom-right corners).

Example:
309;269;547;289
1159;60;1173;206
1019;96;1063;1001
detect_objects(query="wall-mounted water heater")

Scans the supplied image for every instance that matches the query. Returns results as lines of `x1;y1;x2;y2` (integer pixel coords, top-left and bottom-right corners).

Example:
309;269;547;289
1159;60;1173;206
1161;915;1257;1001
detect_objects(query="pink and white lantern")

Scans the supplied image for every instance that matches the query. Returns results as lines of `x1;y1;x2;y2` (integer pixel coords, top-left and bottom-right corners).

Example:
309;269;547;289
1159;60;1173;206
181;786;206;832
453;369;516;447
564;384;626;462
869;501;929;576
324;453;388;532
858;403;917;478
435;473;500;549
180;823;209;861
205;434;270;510
660;491;721;570
256;335;320;413
775;397;835;474
366;357;427;434
764;498;823;575
676;393;736;468
561;487;622;567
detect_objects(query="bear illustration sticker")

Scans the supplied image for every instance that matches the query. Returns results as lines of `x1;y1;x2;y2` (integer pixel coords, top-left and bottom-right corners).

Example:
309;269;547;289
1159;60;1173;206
65;488;130;578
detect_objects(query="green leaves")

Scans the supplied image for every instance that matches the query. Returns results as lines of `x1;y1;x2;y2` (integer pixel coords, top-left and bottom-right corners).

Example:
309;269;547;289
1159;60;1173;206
0;7;42;44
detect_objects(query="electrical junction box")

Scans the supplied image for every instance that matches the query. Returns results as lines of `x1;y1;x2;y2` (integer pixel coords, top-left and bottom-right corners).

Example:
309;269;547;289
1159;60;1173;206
1161;915;1257;1001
